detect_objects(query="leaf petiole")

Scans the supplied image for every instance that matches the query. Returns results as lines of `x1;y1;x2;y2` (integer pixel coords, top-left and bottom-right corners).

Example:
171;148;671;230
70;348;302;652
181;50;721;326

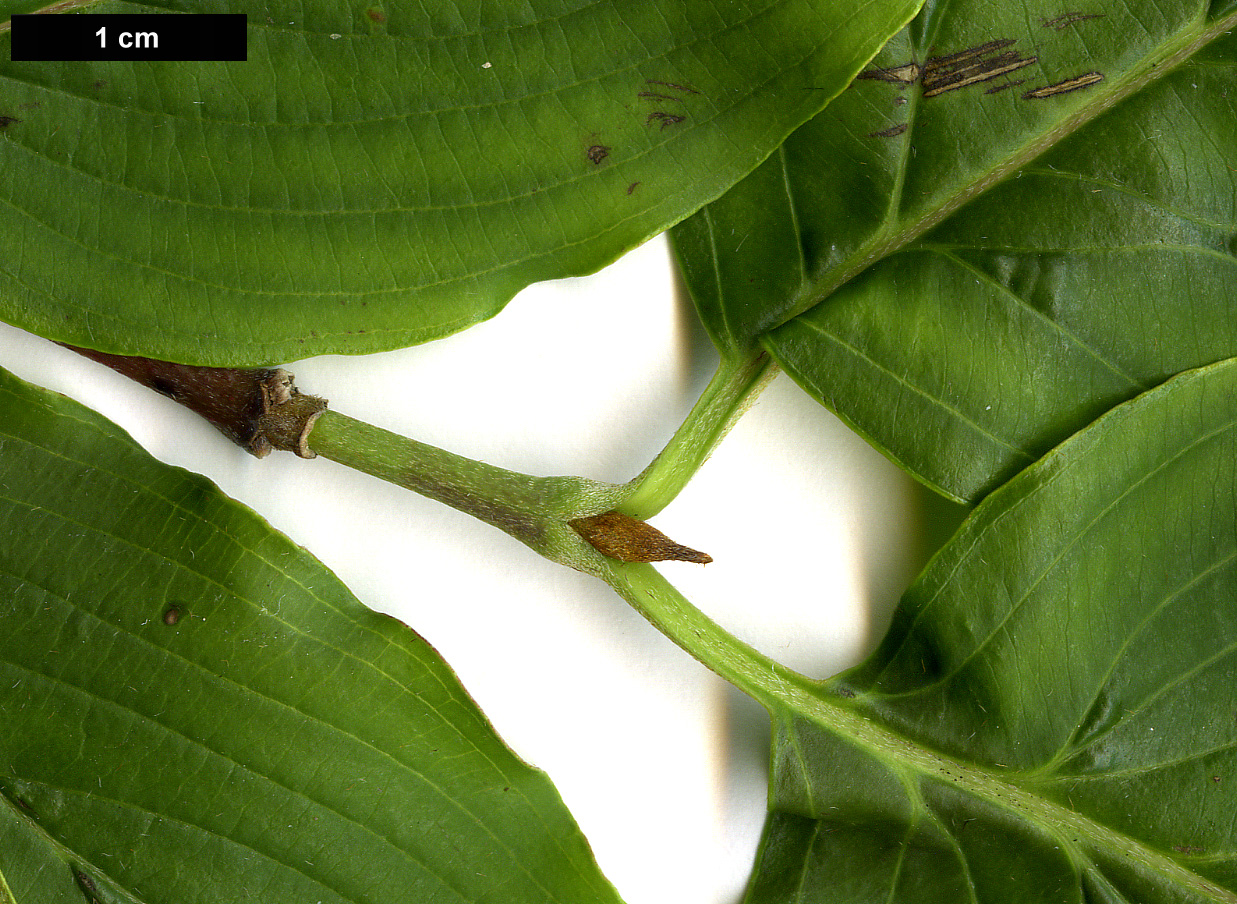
617;349;776;520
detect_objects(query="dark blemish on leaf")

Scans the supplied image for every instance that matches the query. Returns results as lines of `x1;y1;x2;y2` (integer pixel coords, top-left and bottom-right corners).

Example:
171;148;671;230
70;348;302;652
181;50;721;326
1022;71;1104;98
924;39;1017;77
639;91;682;102
0;115;21;131
163;606;182;626
857;61;921;86
646;111;685;129
1042;12;1105;30
586;145;610;164
92;80;107;90
645;79;699;95
627;181;640;195
16;797;35;815
985;79;1026;94
922;41;1037;98
893;96;908;106
1213;775;1222;783
836;686;856;698
73;868;102;904
868;123;908;138
860;38;1036;98
366;8;386;22
1173;844;1205;856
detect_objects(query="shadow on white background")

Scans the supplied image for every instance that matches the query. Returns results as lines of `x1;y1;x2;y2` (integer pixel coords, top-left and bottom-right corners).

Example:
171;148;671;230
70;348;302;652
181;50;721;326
0;234;964;904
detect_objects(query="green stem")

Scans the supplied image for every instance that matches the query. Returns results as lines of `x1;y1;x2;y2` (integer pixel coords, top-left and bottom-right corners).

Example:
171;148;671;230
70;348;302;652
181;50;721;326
305;410;626;572
604;561;819;709
618;350;776;520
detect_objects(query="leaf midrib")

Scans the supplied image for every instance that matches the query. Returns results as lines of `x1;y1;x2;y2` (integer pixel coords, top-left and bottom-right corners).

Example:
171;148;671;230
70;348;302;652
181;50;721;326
769;8;1237;334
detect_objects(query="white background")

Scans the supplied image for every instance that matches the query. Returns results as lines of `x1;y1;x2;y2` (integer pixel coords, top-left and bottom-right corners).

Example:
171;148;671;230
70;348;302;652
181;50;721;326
0;234;960;904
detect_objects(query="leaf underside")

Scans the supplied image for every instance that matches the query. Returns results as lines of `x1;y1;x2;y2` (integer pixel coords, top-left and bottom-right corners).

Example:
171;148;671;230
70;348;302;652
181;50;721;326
744;356;1237;904
0;0;921;365
0;365;623;904
673;0;1237;503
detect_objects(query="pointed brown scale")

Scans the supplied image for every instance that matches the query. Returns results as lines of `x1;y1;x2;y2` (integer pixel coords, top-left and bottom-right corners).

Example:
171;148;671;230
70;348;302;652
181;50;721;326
570;511;712;564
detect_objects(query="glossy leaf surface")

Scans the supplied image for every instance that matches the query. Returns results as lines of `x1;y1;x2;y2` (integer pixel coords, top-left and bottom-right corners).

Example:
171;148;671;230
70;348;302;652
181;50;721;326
0;0;920;366
0;366;623;904
744;357;1237;903
673;0;1237;501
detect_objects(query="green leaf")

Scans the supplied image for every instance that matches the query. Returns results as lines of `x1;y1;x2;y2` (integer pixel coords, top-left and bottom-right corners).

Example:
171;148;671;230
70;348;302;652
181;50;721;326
0;0;922;366
0;365;623;904
672;0;1237;501
743;357;1237;902
0;791;150;904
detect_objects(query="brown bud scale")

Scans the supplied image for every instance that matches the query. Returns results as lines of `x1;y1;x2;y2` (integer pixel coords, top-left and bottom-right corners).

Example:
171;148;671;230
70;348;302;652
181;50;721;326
570;511;711;564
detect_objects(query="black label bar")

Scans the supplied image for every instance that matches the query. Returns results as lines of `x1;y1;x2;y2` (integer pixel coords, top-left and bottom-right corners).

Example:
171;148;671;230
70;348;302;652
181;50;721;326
11;14;247;61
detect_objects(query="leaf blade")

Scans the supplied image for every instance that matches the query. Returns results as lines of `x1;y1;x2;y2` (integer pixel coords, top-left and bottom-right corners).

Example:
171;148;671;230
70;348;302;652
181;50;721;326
0;365;623;904
0;0;922;365
674;0;1237;501
745;357;1237;902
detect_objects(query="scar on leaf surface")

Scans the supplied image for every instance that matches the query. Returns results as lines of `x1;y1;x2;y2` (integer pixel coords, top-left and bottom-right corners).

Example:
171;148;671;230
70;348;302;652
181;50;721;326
645;79;699;94
74;869;102;904
646;111;685;129
1023;71;1104;98
868;123;908;138
586;144;610;164
1042;11;1105;29
859;38;1038;98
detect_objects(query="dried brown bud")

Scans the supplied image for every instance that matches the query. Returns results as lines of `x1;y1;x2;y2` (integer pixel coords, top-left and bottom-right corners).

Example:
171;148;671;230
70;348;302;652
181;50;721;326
569;511;712;564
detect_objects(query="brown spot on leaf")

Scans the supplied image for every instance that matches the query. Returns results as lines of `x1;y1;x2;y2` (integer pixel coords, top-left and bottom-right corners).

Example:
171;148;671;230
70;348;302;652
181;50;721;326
163;606;181;626
868;123;908;138
0;115;20;131
627;181;640;195
586;144;610;164
366;7;386;22
73;869;102;904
